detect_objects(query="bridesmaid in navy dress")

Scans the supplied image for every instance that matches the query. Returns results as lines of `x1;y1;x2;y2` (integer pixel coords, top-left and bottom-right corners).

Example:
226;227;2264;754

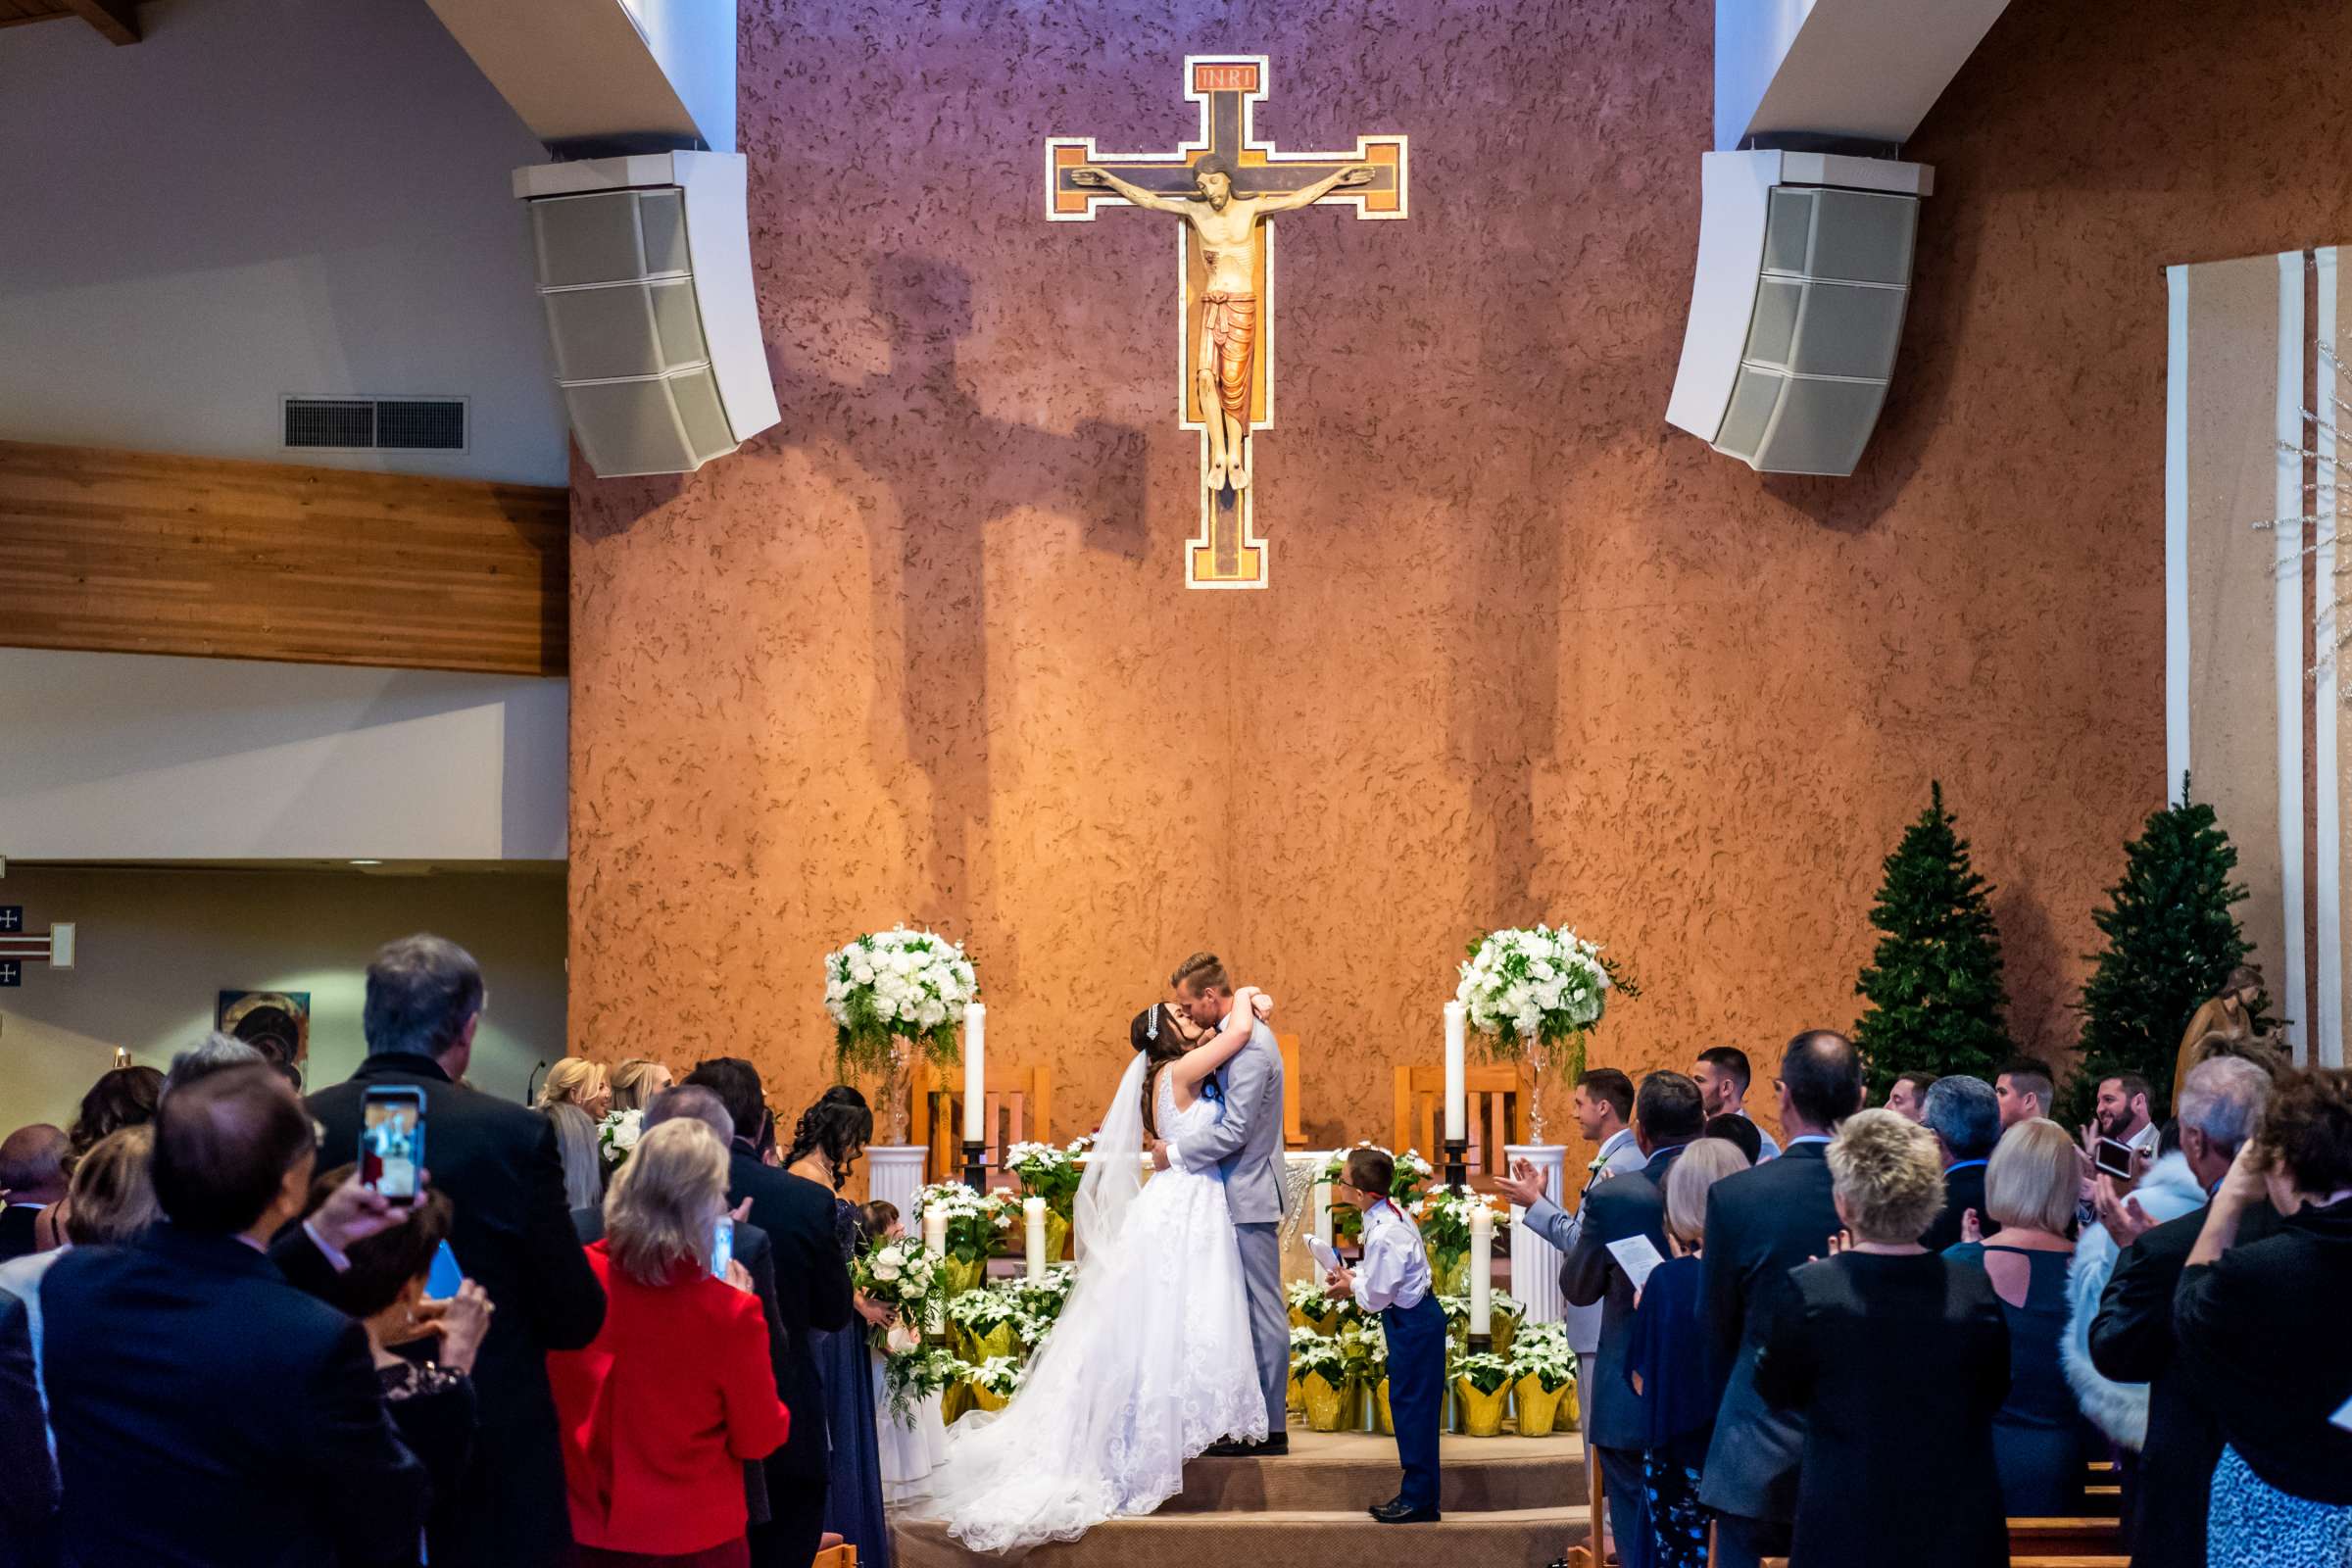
784;1088;893;1568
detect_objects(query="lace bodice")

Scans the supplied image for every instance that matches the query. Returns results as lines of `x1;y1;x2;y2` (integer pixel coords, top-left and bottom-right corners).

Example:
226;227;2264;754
1154;1068;1222;1143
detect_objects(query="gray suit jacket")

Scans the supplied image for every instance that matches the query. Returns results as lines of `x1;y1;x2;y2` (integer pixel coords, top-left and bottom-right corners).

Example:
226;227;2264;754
1171;1020;1288;1225
1523;1130;1648;1356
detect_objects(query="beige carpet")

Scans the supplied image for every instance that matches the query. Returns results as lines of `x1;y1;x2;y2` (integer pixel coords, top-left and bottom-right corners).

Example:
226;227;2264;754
891;1429;1590;1568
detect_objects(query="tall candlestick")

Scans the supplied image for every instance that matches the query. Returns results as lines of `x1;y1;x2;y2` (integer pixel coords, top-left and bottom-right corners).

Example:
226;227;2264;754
922;1205;948;1257
1023;1196;1046;1281
1312;1181;1335;1247
961;1003;987;1145
1469;1200;1494;1338
1443;1002;1468;1142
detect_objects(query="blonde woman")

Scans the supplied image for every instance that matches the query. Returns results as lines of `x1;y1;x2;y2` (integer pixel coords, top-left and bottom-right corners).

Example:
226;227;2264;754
548;1118;790;1567
1625;1137;1750;1568
1754;1109;2008;1568
1944;1116;2092;1516
538;1058;610;1211
609;1059;674;1114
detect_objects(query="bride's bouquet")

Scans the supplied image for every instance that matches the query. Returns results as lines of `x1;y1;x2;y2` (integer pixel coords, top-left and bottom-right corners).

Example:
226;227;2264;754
878;1343;964;1424
823;926;979;1074
852;1232;946;1351
595;1107;643;1172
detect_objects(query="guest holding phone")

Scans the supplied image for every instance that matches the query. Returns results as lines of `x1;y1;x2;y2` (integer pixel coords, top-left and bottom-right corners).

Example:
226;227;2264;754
548;1117;792;1567
300;1166;494;1568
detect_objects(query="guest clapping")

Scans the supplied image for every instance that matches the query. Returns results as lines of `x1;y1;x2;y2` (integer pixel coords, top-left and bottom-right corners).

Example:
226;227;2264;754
2175;1067;2352;1557
1753;1109;2008;1568
1943;1117;2095;1515
548;1117;792;1566
1624;1136;1749;1568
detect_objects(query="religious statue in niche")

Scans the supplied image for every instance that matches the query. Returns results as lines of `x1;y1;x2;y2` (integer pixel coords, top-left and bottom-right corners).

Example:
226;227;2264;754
1047;56;1409;589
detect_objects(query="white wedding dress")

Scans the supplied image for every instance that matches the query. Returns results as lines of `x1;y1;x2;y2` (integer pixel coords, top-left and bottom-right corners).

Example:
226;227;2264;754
906;1056;1267;1554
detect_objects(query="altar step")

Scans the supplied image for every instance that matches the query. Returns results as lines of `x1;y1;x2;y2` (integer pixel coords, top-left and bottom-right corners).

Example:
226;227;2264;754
892;1430;1591;1568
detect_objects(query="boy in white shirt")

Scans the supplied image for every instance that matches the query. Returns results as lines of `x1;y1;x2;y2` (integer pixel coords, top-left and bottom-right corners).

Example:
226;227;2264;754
1324;1148;1446;1523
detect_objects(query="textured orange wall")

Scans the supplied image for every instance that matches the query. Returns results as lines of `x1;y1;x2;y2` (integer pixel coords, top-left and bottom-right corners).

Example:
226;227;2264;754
571;0;2352;1168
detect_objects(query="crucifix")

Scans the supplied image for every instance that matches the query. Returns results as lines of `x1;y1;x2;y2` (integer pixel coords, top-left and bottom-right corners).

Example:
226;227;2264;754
0;906;74;987
1047;56;1408;589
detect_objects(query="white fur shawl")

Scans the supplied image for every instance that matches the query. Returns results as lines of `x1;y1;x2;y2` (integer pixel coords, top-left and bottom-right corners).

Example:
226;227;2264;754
2060;1151;2209;1449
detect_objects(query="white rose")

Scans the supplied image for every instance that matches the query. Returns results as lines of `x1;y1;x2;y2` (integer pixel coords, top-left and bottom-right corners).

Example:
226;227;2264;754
917;1000;947;1029
873;1254;902;1282
886;1322;921;1354
850;959;875;985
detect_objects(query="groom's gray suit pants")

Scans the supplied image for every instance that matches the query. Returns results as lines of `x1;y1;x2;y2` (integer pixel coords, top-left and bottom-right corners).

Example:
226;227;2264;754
1236;1220;1287;1435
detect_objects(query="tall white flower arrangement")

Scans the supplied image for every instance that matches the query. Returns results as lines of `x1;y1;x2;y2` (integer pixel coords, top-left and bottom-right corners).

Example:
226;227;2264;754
823;926;978;1073
1455;924;1639;1141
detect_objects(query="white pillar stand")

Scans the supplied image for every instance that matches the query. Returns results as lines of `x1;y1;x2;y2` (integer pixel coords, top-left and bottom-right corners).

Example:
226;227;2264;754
1504;1142;1569;1323
867;1144;929;1218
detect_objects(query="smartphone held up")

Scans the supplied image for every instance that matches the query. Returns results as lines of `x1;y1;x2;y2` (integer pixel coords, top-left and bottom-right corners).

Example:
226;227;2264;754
361;1086;427;1203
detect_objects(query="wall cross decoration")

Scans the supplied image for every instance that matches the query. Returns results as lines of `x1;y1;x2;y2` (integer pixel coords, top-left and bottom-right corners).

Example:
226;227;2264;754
0;909;75;987
1047;56;1407;589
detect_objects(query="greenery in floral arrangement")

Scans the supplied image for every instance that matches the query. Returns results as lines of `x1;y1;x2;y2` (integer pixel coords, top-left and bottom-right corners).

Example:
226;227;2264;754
1509;1331;1579;1393
879;1344;964;1423
1437;1292;1525;1336
1317;1141;1434;1203
944;1287;1025;1337
1456;925;1639;1079
1453;1350;1513;1395
1338;1317;1388;1383
964;1354;1027;1398
910;1183;1012;1264
822;926;978;1075
1004;1141;1084;1212
1004;1267;1075;1346
851;1233;946;1343
1411;1189;1509;1273
1289;1326;1348;1385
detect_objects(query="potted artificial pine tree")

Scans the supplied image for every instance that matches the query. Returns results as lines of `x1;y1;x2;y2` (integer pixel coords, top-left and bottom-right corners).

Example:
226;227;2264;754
1853;782;2013;1101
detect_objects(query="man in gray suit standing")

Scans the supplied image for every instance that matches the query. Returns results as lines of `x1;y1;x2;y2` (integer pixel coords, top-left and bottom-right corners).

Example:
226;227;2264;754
1153;952;1290;1456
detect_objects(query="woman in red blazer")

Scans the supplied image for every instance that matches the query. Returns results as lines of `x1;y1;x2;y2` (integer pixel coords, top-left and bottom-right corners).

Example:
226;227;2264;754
549;1118;793;1567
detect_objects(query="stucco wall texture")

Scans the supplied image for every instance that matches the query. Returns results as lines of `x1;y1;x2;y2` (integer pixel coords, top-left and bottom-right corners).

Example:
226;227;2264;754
570;0;2352;1165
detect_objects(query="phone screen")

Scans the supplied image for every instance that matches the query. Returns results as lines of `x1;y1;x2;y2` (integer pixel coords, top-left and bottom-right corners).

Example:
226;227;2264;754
361;1093;425;1202
710;1215;735;1280
2094;1137;2136;1180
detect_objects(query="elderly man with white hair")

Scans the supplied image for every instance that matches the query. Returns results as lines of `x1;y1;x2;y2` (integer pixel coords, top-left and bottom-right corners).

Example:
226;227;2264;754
2083;1054;2278;1568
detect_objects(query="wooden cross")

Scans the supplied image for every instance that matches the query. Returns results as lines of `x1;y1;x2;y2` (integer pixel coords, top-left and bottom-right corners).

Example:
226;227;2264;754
0;907;75;986
1047;56;1407;589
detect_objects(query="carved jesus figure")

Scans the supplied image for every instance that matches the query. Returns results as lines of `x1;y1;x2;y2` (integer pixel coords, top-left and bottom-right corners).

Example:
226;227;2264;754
1073;155;1374;494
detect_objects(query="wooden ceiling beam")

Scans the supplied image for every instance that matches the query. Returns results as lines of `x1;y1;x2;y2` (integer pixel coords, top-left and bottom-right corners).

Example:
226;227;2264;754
59;0;138;44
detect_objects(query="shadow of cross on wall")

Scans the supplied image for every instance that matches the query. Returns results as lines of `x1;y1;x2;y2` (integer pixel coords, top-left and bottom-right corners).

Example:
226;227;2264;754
765;254;1152;916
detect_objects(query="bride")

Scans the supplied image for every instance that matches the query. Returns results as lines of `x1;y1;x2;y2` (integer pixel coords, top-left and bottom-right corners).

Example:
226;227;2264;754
905;988;1275;1554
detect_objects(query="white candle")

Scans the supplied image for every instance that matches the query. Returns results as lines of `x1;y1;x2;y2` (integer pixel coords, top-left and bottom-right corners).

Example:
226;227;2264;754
922;1205;947;1257
1469;1201;1494;1336
1023;1196;1046;1281
1443;1002;1468;1143
962;1003;987;1145
1313;1181;1335;1247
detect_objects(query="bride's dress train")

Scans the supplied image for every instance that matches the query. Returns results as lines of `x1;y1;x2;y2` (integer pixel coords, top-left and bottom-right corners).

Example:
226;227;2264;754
904;1059;1267;1554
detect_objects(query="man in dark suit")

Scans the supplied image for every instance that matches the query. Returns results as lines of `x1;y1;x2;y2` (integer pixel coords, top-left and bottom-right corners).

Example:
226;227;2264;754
42;1065;428;1567
295;934;606;1568
686;1056;857;1568
571;1083;792;1536
2088;1055;2277;1568
1920;1074;2002;1252
1697;1029;1863;1568
0;1124;66;1262
1558;1070;1706;1568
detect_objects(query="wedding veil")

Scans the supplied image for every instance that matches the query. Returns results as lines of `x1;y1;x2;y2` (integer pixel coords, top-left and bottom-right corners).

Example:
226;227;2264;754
1073;1053;1148;1261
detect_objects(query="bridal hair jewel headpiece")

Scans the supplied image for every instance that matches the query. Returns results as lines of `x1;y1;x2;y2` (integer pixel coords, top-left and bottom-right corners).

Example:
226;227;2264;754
1147;1005;1160;1042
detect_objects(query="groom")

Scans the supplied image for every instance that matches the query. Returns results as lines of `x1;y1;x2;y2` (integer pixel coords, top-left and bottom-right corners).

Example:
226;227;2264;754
1152;951;1290;1456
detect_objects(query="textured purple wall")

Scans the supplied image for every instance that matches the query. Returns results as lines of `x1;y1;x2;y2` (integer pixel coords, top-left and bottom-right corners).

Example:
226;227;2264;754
571;0;2352;1162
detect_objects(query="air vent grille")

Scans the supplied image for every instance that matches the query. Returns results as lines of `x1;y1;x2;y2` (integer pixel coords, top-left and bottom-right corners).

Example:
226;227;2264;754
283;397;467;452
